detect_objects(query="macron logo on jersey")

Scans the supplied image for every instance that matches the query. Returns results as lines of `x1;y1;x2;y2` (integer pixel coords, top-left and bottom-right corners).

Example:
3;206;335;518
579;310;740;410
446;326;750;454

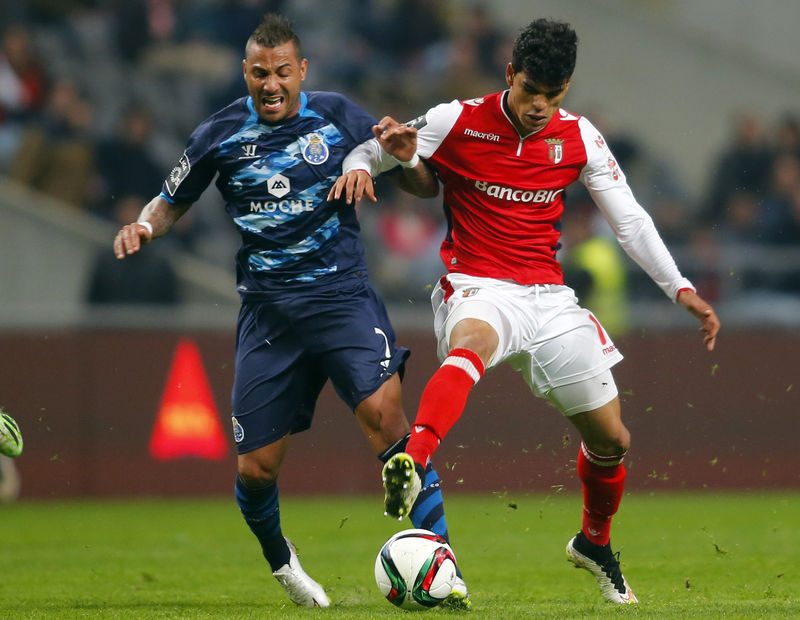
474;180;563;204
464;127;500;142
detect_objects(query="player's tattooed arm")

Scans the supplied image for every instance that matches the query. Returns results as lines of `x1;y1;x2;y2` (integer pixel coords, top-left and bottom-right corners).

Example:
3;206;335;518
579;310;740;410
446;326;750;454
388;160;440;198
140;196;192;237
113;196;191;259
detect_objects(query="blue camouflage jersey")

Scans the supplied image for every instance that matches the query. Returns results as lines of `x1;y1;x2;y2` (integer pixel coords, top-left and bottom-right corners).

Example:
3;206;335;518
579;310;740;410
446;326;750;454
159;91;377;298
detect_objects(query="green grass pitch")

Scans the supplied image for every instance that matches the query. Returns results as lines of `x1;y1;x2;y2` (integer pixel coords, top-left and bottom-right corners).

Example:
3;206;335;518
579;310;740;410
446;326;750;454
0;492;798;618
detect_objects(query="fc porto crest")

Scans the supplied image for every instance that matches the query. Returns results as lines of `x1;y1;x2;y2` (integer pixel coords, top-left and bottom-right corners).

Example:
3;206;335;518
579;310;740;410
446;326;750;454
231;416;244;443
545;138;564;164
302;132;329;165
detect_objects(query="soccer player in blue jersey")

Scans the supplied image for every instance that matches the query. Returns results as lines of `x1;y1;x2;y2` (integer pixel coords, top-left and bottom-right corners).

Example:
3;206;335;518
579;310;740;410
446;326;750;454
112;13;468;609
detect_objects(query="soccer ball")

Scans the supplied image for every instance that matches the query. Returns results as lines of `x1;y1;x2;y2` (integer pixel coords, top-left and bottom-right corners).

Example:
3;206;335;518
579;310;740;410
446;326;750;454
374;528;458;610
0;410;23;458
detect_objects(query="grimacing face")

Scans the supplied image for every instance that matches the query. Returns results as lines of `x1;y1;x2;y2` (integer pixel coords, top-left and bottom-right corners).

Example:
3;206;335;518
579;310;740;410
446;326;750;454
505;63;571;135
242;40;307;123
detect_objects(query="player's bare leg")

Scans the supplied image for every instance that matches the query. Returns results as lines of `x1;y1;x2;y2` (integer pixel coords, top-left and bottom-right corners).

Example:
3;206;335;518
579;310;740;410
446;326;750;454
356;374;421;518
565;398;637;604
354;373;411;455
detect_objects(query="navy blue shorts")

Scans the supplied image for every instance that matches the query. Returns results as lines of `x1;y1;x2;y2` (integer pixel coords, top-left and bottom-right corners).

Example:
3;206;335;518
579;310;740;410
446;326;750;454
230;275;409;454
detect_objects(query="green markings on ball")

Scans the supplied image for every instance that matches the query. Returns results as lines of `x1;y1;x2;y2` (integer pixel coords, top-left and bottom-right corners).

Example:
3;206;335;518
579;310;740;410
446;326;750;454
0;411;23;458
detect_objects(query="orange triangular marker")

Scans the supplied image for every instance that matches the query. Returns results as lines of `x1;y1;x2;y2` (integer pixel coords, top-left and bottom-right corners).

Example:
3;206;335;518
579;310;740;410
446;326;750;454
149;339;229;461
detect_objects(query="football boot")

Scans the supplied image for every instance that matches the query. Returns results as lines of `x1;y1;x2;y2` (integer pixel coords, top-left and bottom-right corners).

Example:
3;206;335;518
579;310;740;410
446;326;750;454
566;532;638;604
272;537;330;607
381;452;423;520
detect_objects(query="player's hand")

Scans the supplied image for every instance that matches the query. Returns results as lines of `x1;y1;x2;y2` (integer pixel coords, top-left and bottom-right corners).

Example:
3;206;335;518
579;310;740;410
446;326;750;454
677;289;720;351
113;222;153;259
328;169;376;204
374;116;418;163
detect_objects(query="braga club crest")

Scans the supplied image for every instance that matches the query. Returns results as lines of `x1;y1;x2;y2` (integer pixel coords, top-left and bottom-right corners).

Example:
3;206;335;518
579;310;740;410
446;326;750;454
302;132;329;165
545;138;564;164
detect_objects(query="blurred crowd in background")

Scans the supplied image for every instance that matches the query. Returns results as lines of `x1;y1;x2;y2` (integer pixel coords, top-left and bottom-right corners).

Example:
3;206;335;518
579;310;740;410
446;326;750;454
1;0;799;332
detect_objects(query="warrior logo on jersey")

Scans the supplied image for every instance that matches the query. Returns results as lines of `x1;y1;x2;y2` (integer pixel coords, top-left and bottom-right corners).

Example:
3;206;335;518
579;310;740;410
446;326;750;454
267;173;291;198
302;132;329;165
462;287;480;298
239;143;259;159
545;138;564;164
165;152;190;196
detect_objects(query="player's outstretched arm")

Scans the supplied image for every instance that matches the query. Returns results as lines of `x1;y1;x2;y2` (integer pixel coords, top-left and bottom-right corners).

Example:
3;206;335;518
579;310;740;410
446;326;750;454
677;289;720;351
388;161;439;198
328;115;439;205
374;116;439;199
113;195;191;259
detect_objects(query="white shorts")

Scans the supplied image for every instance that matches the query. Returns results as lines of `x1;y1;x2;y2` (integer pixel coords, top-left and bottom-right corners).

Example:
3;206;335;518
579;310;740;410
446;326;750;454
431;273;624;416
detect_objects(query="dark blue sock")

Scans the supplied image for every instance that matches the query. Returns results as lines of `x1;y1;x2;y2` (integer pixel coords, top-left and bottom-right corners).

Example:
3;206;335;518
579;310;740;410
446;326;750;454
409;463;450;542
235;474;290;571
413;465;463;579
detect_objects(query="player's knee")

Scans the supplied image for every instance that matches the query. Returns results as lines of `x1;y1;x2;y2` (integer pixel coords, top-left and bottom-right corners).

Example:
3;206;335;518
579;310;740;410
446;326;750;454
614;426;631;454
585;427;630;456
237;458;280;487
449;333;496;367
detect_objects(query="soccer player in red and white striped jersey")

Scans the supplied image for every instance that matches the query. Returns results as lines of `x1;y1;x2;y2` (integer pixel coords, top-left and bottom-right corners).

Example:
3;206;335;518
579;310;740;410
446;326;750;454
331;17;719;605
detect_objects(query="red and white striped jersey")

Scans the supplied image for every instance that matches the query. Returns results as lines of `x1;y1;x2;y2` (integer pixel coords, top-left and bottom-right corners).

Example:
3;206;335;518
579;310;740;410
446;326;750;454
345;90;693;301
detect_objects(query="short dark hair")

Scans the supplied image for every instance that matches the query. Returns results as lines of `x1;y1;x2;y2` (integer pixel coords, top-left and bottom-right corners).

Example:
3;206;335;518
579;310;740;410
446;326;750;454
247;13;302;57
511;19;577;86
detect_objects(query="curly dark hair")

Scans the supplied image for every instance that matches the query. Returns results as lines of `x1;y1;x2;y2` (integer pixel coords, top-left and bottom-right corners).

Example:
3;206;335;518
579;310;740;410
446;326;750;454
511;19;577;86
248;13;302;57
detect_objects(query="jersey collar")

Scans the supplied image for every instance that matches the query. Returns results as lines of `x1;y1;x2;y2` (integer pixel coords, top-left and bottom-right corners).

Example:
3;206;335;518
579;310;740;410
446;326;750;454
500;90;548;140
